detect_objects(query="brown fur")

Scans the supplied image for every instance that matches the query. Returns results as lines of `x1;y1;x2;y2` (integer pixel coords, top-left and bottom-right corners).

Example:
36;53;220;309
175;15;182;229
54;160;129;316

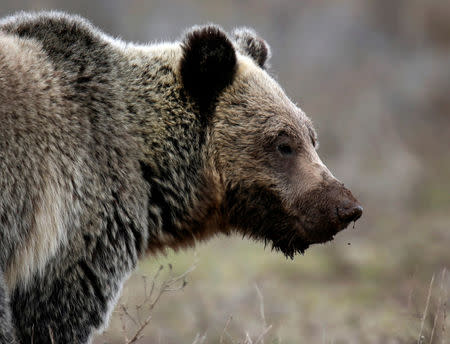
0;13;362;343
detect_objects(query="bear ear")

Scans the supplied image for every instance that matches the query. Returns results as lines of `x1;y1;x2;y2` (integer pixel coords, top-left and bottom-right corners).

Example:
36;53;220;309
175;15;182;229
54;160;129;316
180;25;237;111
232;28;271;68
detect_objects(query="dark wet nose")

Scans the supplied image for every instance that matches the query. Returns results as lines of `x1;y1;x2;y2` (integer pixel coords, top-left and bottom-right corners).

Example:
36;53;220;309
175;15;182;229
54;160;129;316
338;205;363;223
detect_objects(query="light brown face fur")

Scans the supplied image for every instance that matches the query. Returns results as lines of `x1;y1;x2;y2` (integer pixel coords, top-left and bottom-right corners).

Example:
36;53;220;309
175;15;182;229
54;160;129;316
211;56;362;257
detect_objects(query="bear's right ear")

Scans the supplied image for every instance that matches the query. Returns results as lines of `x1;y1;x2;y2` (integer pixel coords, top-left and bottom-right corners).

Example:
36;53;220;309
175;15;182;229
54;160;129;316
232;28;271;69
180;25;237;112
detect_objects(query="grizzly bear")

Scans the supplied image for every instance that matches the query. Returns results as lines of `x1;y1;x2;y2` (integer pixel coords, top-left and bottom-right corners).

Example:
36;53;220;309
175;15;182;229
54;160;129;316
0;11;362;343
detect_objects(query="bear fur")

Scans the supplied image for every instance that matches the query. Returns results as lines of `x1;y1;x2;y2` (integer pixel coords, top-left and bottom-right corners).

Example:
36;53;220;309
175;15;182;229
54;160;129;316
0;11;361;343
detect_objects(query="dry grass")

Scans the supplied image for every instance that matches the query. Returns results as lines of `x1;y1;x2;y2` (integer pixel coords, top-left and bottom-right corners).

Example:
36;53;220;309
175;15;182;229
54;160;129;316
95;209;450;344
116;263;196;343
98;262;274;344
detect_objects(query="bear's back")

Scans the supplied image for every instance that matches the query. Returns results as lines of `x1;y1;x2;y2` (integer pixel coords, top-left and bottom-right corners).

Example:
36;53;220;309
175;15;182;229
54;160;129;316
0;12;113;73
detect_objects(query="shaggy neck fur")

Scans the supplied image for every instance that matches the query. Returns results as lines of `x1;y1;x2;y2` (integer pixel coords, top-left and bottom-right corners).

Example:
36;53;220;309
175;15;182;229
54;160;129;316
119;45;224;253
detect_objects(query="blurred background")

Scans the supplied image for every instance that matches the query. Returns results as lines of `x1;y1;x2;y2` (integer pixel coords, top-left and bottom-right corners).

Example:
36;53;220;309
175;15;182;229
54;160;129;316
2;0;449;343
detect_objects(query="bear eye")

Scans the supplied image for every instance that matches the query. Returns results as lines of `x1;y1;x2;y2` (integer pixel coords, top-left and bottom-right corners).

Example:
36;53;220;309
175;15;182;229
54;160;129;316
277;143;293;156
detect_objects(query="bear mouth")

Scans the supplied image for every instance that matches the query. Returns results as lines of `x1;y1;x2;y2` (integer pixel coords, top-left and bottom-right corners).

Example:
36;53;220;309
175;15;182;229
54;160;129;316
274;217;353;258
297;219;347;243
293;214;358;248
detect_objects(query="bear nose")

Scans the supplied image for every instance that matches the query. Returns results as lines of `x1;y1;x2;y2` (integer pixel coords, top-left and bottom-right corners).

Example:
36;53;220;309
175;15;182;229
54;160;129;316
337;204;363;223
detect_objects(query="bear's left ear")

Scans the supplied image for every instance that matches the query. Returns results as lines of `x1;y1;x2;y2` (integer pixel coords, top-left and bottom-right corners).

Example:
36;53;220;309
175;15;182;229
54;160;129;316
180;25;237;111
232;28;271;69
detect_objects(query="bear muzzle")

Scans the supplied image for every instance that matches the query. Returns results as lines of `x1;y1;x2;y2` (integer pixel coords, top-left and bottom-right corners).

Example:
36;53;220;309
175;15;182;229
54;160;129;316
295;181;363;244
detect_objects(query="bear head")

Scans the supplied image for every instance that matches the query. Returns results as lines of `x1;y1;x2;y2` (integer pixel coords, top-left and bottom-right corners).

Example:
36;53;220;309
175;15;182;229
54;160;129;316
177;25;362;258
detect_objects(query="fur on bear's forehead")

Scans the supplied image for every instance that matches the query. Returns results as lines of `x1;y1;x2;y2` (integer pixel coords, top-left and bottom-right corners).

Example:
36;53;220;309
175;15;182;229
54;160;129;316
224;54;315;137
127;40;315;140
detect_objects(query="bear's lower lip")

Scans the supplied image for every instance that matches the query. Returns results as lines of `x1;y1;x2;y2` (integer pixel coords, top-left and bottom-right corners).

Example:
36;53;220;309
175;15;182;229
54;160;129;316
270;217;357;257
295;219;351;245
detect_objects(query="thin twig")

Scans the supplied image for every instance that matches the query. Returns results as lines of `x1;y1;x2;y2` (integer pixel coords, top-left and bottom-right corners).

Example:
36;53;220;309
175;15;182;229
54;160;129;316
419;273;435;344
119;306;130;343
121;262;196;344
121;304;139;326
126;314;152;344
441;268;447;344
220;315;233;344
430;269;446;343
255;284;266;329
244;331;252;344
255;325;272;344
148;265;164;302
255;284;270;344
